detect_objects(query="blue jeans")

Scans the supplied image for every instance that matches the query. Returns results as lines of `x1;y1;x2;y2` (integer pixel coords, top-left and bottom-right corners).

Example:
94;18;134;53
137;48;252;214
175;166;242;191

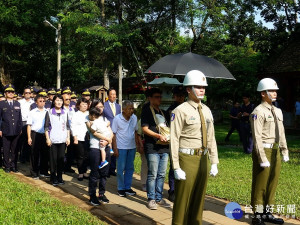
117;148;136;190
146;153;169;201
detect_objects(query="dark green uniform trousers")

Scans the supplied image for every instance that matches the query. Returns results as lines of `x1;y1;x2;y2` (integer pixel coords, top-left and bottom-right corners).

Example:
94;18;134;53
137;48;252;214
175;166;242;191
251;147;281;212
172;152;208;225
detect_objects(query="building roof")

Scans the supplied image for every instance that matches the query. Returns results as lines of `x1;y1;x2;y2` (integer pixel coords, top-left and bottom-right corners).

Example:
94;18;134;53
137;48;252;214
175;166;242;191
263;26;300;75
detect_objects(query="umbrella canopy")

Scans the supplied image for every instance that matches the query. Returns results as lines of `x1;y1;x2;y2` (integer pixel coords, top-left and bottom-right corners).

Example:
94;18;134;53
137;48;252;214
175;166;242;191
148;78;182;86
145;52;235;80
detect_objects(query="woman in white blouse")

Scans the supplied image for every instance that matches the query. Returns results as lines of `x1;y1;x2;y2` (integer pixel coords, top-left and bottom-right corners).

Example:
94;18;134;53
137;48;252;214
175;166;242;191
45;95;70;186
71;98;89;181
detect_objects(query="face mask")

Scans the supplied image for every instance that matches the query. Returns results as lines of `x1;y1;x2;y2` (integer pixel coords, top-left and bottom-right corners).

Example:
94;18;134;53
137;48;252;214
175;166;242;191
192;86;204;99
266;91;276;102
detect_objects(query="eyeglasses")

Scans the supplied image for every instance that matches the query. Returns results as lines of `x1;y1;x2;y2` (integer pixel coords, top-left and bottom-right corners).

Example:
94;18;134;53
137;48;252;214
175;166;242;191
7;91;14;93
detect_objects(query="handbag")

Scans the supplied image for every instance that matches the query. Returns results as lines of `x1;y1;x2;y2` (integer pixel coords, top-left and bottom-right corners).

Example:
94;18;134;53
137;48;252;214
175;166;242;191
150;106;170;145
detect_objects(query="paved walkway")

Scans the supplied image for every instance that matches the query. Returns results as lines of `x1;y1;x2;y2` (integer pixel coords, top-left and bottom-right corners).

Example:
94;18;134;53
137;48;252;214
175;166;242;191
12;163;300;225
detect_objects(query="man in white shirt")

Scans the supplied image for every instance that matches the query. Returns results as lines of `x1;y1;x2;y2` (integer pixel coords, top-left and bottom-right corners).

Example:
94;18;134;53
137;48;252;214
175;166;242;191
112;100;143;197
18;87;34;163
27;95;49;179
62;86;76;173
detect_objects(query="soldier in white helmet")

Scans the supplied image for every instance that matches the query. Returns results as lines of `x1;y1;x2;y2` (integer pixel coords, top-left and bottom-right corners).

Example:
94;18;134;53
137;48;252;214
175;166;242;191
170;70;219;225
250;78;288;225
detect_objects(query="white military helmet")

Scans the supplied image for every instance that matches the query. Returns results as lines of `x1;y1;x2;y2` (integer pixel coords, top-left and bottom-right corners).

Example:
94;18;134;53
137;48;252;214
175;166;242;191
257;78;279;92
183;70;208;87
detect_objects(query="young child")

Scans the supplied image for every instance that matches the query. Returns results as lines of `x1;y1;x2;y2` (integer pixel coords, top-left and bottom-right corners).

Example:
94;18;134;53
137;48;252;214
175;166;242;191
86;107;113;169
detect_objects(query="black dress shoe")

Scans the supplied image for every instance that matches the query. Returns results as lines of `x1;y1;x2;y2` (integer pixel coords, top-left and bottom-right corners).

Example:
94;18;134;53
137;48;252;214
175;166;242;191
4;168;10;173
11;168;19;173
64;168;75;173
168;191;175;202
252;217;265;225
109;171;117;176
77;177;83;181
263;213;284;224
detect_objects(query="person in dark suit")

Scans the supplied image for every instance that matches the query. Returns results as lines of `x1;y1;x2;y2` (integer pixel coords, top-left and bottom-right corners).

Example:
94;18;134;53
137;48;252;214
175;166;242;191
103;88;121;176
0;92;5;167
0;84;22;173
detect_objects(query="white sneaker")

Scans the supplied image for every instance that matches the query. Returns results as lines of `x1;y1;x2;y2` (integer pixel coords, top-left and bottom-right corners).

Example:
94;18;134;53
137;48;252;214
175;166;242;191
156;199;171;208
147;200;158;210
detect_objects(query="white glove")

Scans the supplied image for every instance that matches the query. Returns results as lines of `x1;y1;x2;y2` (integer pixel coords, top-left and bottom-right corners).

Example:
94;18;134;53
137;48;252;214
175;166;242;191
174;168;186;180
283;155;289;162
210;164;218;176
260;161;270;168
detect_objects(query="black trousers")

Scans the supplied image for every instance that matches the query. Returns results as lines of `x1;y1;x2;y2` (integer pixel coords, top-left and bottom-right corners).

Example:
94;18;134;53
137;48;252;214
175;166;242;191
89;146;110;196
3;135;20;169
30;131;49;176
0;137;3;167
18;122;30;162
49;143;66;179
109;155;116;174
64;135;75;170
225;120;241;141
75;140;89;174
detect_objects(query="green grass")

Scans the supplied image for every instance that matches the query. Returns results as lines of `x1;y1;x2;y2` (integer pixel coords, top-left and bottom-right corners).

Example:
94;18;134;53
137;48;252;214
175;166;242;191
0;171;106;224
134;120;300;218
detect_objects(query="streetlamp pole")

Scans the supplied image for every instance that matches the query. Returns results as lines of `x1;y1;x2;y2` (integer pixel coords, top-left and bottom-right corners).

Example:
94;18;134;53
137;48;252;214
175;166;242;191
57;23;61;89
44;19;61;89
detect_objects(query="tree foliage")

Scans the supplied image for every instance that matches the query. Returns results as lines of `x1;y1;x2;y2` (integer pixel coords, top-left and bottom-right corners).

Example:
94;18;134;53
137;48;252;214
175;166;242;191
0;0;299;100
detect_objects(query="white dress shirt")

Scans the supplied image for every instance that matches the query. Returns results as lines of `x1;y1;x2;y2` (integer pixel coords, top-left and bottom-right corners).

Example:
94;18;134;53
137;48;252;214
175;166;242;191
27;107;47;133
19;98;34;121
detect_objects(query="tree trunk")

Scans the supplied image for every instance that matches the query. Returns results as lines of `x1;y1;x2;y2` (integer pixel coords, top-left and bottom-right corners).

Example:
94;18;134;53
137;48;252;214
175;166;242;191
103;65;109;89
100;0;110;90
118;50;122;108
101;0;106;25
293;0;298;23
171;0;176;31
0;45;11;86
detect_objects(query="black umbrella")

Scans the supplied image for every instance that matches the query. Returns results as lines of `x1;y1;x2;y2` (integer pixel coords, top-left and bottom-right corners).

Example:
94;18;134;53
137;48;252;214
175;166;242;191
145;52;235;80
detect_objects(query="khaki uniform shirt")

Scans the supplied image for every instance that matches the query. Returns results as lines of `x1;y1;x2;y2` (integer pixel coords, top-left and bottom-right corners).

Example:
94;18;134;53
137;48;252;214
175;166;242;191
250;101;288;163
170;99;219;169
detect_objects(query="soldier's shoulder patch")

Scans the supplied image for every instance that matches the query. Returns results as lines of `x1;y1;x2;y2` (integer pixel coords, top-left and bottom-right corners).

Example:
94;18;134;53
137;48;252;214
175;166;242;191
252;114;257;120
171;113;175;121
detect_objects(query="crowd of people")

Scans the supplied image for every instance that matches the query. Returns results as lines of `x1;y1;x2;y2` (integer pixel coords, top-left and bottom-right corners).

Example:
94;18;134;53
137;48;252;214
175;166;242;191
0;71;290;225
0;84;143;206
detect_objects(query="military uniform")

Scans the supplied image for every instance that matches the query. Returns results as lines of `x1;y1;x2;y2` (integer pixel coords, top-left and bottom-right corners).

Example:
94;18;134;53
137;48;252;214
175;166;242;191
0;100;22;171
170;99;218;225
250;101;288;211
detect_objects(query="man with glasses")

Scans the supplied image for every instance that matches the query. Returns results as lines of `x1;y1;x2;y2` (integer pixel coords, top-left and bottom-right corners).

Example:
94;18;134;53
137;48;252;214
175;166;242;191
141;88;171;210
27;94;49;179
62;86;76;173
18;87;34;163
0;84;22;173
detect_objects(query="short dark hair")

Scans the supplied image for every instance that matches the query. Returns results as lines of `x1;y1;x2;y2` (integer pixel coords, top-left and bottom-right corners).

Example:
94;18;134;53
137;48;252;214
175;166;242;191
107;88;116;95
34;94;45;102
89;107;101;118
51;94;64;109
76;98;89;110
148;88;162;97
90;98;103;109
242;93;250;98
